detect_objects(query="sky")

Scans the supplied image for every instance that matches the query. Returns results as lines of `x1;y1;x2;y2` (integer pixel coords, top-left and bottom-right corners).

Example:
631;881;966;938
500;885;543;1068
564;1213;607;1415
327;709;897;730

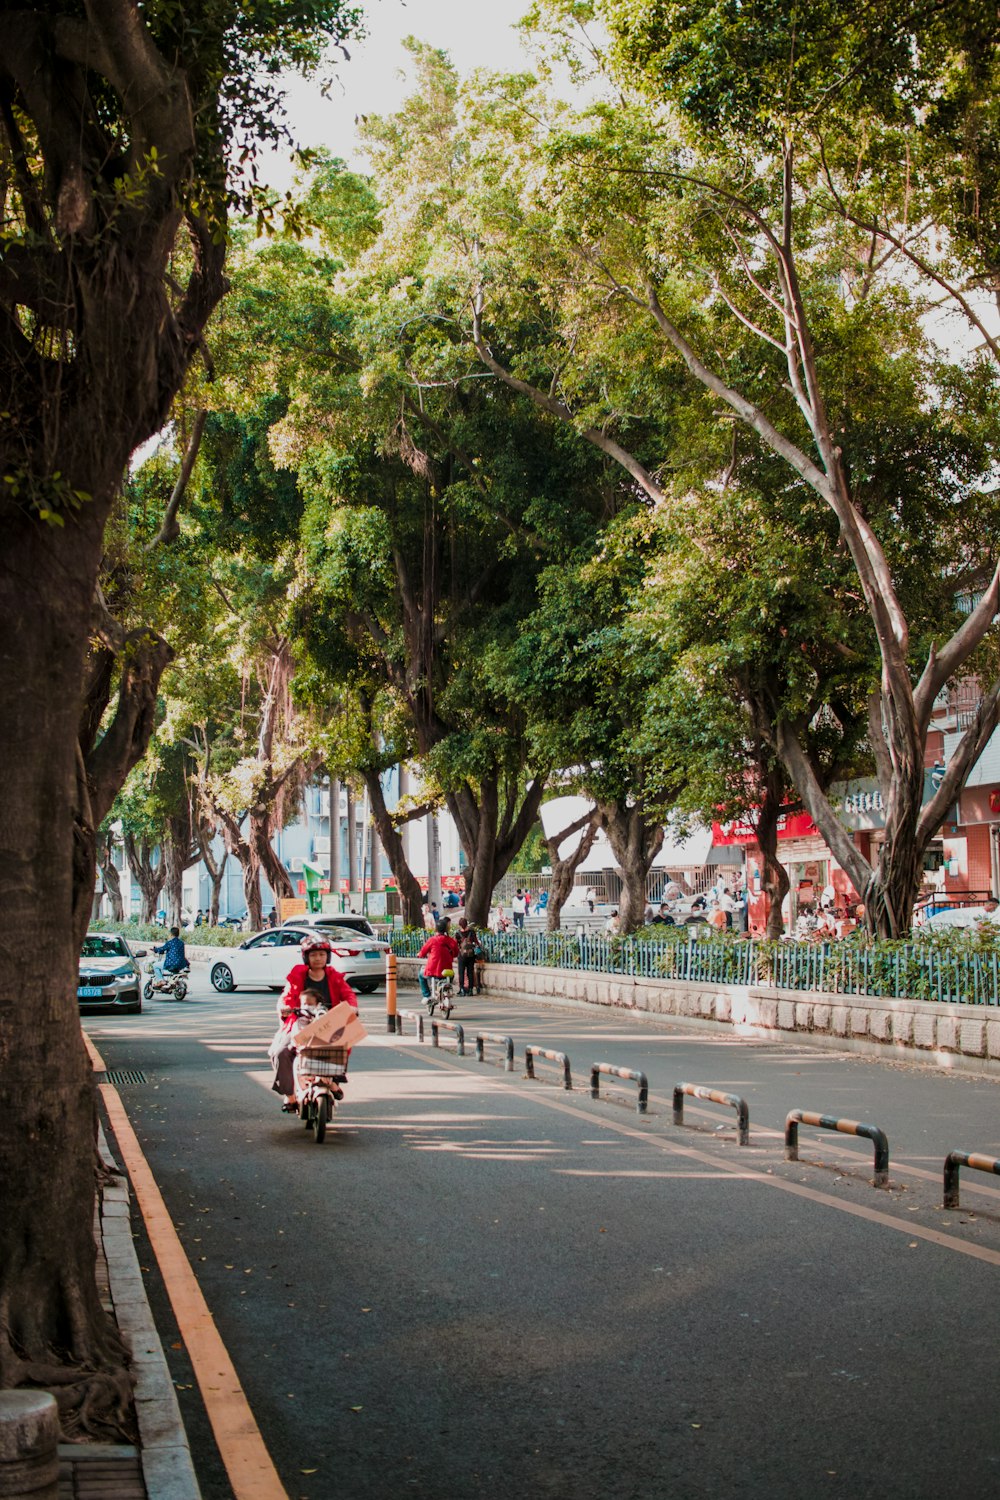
261;0;536;189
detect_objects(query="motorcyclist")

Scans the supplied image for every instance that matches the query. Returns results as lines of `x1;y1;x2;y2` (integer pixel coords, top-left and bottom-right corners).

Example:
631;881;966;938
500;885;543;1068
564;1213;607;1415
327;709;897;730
271;934;358;1109
418;919;459;1004
152;927;187;980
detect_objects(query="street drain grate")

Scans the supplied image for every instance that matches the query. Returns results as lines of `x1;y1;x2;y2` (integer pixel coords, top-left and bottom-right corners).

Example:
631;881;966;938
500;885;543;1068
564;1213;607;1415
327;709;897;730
97;1069;147;1086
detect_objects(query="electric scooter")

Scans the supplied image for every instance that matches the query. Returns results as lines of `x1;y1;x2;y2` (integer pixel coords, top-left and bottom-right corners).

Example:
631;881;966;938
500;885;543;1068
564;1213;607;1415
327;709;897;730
143;963;190;1001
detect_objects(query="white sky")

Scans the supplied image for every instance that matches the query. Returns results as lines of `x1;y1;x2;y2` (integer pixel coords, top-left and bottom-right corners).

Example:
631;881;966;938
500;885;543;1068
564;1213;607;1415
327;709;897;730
261;0;535;188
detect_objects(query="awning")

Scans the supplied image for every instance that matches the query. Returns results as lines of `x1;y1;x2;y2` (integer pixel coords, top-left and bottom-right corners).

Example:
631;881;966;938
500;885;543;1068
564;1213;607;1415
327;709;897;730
707;844;745;865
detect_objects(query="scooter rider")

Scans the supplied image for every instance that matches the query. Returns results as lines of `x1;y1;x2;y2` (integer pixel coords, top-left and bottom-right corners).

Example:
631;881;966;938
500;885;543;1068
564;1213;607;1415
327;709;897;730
417;919;459;1004
152;927;187;980
271;934;358;1109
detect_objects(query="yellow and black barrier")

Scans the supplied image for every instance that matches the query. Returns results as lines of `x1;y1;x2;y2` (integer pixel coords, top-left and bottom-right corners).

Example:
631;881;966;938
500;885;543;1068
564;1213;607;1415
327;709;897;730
474;1032;515;1072
525;1045;572;1091
674;1083;749;1144
943;1150;1000;1209
785;1109;889;1187
592;1062;648;1115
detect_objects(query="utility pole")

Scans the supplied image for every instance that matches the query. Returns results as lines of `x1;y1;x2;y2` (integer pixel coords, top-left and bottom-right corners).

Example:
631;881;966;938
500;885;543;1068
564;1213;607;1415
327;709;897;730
427;812;443;912
330;775;341;913
347;783;359;903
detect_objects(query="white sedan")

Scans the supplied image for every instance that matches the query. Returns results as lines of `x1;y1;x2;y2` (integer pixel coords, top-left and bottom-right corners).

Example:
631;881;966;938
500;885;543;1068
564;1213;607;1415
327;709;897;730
209;926;389;995
916;904;1000;932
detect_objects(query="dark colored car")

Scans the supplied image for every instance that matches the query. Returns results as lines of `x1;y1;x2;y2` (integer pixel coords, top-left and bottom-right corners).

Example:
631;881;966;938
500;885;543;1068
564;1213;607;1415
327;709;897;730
78;933;145;1013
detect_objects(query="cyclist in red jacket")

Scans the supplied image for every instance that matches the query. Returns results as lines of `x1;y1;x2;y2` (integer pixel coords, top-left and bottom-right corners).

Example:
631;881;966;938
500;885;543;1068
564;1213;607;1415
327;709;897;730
418;919;459;1001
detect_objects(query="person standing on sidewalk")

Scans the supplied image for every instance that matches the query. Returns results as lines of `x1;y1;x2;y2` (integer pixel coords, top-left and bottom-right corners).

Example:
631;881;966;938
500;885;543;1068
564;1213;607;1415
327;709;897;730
512;890;527;929
456;919;479;997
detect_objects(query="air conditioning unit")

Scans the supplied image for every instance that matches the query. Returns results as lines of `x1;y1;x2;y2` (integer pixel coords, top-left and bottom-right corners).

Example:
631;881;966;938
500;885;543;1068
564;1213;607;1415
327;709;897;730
289;857;304;873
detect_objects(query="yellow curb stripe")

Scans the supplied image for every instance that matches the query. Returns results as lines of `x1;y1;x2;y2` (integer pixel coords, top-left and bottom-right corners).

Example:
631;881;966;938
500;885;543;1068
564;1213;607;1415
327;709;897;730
99;1084;289;1500
83;1032;106;1072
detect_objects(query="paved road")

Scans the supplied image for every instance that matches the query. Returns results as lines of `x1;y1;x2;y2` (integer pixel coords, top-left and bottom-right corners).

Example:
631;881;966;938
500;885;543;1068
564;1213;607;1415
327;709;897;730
88;972;1000;1500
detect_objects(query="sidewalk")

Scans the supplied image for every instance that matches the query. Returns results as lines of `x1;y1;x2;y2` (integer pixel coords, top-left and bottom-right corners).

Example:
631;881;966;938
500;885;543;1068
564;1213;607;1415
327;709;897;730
55;1119;202;1500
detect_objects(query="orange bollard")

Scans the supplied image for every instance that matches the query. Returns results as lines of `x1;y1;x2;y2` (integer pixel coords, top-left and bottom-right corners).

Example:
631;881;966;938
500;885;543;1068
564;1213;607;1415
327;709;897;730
386;951;398;1033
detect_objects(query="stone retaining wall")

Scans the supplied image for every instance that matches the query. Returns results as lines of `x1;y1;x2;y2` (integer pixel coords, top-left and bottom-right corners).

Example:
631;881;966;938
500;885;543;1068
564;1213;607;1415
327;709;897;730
395;957;1000;1075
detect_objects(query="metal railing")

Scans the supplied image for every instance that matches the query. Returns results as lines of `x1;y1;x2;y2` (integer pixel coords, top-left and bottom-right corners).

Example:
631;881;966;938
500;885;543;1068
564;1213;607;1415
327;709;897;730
390;929;1000;1006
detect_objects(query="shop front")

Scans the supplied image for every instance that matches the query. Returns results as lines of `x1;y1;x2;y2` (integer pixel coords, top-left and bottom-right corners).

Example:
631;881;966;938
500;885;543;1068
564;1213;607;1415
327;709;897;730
711;809;838;934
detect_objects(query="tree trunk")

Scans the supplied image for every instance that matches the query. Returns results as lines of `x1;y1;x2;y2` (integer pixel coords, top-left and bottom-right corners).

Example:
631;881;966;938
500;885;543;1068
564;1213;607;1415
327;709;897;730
216;812;263;929
362;770;425;928
754;772;791;941
124;834;166;923
197;826;227;927
545;812;598;931
445;775;546;926
249;805;294;917
597;800;665;934
0;520;132;1434
97;830;125;923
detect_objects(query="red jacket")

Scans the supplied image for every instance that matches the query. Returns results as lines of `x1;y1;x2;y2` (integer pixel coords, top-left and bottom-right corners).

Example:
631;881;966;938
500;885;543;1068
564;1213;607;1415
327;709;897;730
418;933;459;977
279;963;358;1027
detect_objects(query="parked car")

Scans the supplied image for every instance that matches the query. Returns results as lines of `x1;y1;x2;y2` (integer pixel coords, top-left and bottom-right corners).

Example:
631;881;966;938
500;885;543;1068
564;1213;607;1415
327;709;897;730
210;924;390;995
78;932;146;1013
281;913;379;940
917;904;1000;932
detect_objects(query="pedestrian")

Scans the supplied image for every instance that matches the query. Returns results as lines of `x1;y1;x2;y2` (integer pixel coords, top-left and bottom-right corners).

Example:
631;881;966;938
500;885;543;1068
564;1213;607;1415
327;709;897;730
456;918;479;997
194;909;203;927
267;907;278;928
708;901;727;934
605;909;620;935
512;889;526;929
523;889;532;919
585;886;596;914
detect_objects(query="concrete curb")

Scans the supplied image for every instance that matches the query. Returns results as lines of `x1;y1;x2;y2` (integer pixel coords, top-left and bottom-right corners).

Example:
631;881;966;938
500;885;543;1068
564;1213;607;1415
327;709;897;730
97;1125;202;1500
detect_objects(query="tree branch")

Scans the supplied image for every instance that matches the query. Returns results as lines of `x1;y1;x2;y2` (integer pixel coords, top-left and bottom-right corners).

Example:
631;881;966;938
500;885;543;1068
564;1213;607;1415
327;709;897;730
146;408;207;549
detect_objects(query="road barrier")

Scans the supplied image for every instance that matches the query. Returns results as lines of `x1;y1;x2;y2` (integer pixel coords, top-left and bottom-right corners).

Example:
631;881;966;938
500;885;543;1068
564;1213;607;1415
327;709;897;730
673;1083;750;1145
525;1046;572;1091
590;1062;648;1114
942;1150;1000;1209
474;1032;515;1072
386;951;398;1033
431;1019;465;1056
395;1008;425;1042
785;1110;890;1187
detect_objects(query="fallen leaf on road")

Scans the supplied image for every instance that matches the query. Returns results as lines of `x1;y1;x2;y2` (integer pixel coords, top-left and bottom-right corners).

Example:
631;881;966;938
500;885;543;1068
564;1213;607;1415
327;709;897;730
351;1406;363;1412
301;1469;318;1475
908;1241;918;1248
171;1342;182;1350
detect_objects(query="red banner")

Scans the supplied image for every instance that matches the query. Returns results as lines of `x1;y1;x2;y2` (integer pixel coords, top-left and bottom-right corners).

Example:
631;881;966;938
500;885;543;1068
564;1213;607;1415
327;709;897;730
712;809;819;846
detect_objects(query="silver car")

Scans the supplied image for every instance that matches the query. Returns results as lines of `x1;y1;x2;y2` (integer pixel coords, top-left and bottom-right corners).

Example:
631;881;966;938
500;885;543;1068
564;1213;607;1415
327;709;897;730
78;933;145;1013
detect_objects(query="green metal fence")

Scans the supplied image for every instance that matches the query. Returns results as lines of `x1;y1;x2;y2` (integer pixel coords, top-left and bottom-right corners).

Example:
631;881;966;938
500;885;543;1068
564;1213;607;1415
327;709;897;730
390;929;1000;1005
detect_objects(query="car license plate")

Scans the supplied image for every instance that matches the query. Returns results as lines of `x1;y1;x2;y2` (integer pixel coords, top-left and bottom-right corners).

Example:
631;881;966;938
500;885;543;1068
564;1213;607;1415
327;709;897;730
78;986;104;997
364;950;380;959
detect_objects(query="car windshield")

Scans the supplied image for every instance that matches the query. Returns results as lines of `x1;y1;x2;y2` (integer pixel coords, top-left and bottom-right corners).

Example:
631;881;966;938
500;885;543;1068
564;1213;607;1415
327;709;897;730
81;936;128;959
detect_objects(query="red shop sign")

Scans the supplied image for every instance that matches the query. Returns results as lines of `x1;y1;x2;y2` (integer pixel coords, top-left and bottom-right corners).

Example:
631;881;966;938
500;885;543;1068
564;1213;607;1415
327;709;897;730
712;809;820;846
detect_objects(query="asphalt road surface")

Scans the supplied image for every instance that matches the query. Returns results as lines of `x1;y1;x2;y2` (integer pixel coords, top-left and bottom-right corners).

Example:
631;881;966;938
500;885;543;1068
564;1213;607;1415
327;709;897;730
88;970;1000;1500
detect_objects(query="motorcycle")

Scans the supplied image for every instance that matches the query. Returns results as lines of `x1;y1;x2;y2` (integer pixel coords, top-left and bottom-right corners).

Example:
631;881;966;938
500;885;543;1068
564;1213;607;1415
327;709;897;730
425;968;455;1020
143;963;190;1001
289;1008;349;1144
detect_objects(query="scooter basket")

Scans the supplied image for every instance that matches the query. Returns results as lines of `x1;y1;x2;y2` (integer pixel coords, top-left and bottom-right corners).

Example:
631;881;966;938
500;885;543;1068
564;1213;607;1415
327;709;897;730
294;1045;349;1079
